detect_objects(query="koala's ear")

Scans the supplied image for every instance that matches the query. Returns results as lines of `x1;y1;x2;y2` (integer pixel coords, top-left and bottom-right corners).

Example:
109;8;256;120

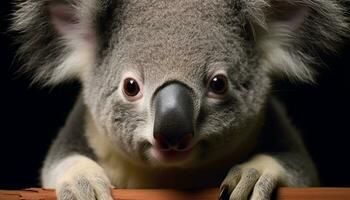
12;0;98;85
245;0;349;82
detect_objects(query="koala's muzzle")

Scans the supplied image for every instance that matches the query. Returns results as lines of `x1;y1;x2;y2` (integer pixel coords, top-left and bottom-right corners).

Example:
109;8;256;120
153;83;194;151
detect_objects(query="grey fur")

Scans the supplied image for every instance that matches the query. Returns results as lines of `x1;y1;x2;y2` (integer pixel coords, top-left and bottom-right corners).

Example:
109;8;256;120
12;0;348;200
42;96;95;167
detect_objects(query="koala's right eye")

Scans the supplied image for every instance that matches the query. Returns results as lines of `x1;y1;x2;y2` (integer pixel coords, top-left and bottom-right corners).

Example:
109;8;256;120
123;78;142;101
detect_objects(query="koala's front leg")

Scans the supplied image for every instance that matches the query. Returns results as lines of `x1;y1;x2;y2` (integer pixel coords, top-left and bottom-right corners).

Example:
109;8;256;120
43;155;113;200
219;154;286;200
41;98;114;200
219;100;318;200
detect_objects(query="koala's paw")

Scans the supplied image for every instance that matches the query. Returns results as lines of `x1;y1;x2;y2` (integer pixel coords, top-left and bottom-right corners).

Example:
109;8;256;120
57;174;113;200
44;155;114;200
219;155;286;200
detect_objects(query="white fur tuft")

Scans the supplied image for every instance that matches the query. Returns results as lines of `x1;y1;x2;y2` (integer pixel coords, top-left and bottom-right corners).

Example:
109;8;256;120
258;24;315;82
47;1;98;84
244;0;348;82
49;38;95;83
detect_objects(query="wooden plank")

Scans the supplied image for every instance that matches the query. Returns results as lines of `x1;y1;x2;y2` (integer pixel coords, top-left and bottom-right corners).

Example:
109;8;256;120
0;188;56;200
0;188;350;200
114;188;218;200
276;188;350;200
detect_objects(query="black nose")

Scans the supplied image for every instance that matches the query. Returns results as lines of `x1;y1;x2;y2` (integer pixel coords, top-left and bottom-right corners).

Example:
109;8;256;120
153;83;194;151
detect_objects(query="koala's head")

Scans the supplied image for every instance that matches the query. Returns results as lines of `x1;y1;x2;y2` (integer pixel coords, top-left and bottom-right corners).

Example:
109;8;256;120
13;0;348;167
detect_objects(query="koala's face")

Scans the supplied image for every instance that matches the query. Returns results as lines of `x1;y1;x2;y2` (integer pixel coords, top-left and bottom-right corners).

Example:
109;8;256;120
82;1;270;167
13;0;347;167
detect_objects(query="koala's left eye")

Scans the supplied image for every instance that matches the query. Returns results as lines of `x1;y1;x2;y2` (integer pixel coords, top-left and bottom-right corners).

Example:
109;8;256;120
123;78;142;101
207;74;229;98
209;75;228;93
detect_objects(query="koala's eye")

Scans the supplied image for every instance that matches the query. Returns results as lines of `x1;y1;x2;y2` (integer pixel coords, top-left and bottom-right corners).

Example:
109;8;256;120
207;74;228;97
123;78;141;99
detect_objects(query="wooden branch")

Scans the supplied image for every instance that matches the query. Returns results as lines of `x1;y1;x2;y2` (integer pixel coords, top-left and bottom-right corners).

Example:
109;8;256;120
0;188;350;200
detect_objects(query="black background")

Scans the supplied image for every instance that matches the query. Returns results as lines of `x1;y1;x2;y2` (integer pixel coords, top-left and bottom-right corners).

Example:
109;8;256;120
1;1;349;189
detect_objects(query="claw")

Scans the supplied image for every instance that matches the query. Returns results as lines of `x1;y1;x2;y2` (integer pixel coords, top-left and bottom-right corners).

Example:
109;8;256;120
219;185;229;200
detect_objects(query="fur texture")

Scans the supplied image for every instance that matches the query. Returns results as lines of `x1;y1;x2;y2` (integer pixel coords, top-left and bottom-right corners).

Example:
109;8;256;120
12;0;348;83
12;0;348;200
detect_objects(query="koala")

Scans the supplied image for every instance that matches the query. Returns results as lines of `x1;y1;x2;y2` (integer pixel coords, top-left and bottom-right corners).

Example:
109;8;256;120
12;0;348;200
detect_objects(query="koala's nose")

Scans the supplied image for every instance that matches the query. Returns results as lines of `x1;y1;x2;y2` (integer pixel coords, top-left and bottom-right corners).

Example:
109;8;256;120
153;83;194;151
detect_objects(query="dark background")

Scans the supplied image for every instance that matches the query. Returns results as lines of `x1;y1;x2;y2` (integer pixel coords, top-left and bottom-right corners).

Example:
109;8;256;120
1;1;349;189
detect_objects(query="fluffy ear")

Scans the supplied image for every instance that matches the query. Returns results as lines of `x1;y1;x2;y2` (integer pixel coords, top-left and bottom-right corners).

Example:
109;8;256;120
245;0;349;82
12;0;99;85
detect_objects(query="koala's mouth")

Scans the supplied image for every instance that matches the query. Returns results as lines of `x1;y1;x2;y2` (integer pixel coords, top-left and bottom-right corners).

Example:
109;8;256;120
150;146;194;162
149;132;197;163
